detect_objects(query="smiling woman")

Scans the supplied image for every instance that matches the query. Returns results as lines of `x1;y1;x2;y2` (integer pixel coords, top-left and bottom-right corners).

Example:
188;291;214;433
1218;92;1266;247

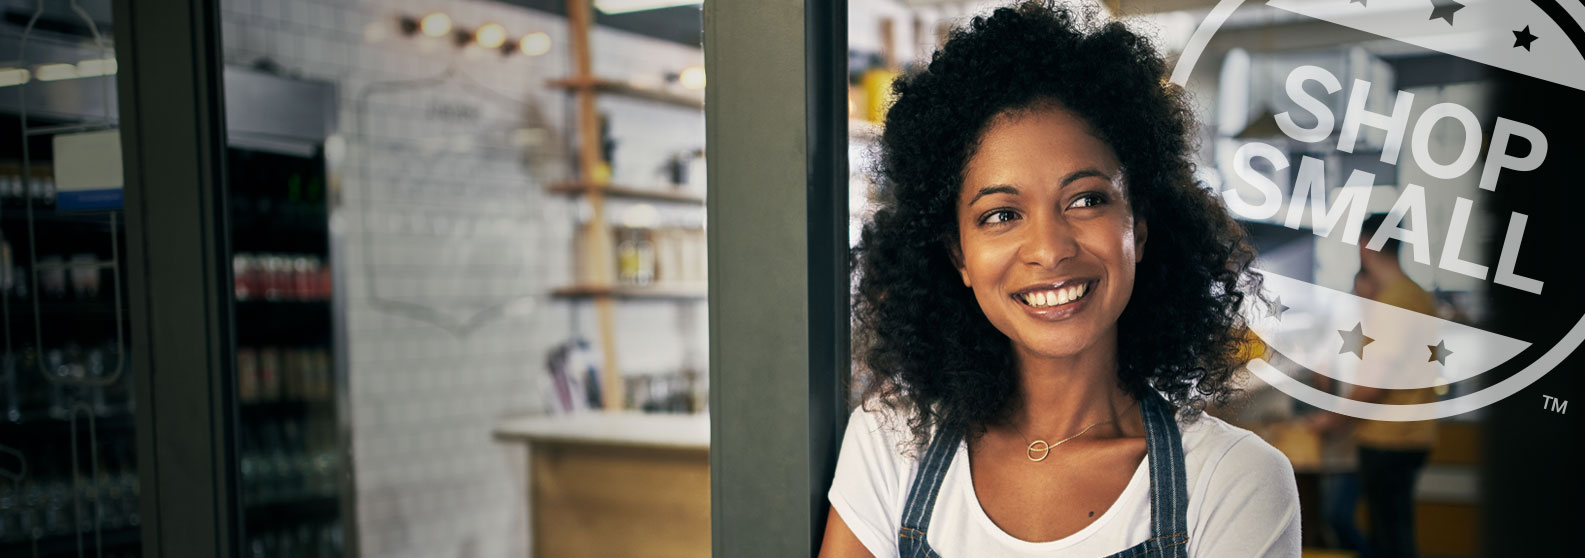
821;2;1301;557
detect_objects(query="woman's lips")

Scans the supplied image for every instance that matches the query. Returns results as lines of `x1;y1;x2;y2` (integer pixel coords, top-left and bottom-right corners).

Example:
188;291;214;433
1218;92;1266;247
1010;279;1098;321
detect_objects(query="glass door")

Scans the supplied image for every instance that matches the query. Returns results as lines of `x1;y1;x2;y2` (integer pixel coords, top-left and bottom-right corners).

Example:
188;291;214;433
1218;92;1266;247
0;2;140;557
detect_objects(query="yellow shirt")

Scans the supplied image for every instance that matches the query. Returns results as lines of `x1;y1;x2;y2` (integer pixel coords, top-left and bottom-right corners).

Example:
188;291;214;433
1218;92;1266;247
1354;273;1439;450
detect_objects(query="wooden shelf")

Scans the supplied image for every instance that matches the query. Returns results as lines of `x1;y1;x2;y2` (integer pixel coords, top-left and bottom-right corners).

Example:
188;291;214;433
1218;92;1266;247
547;77;704;110
549;181;705;205
551;283;707;300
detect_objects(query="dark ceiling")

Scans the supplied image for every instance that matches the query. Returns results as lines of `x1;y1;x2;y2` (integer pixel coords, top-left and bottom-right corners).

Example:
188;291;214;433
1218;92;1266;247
501;1;702;47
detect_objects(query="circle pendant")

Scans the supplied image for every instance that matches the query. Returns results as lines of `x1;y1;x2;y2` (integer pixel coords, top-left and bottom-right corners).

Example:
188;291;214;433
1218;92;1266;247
1027;440;1051;462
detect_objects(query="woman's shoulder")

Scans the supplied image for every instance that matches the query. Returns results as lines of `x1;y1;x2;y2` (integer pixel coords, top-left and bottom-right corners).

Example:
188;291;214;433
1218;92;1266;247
1178;410;1291;469
1185;408;1255;450
1176;409;1299;515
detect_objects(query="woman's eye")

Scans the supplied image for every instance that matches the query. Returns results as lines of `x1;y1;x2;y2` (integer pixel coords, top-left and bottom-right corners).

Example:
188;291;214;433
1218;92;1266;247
981;209;1019;225
1068;193;1106;209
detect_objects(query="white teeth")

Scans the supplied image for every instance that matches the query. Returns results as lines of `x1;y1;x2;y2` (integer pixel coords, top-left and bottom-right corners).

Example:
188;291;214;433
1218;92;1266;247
1020;282;1093;308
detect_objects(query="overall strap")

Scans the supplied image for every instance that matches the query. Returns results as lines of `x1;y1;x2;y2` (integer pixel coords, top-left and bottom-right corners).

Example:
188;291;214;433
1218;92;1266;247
1139;390;1191;556
897;423;962;558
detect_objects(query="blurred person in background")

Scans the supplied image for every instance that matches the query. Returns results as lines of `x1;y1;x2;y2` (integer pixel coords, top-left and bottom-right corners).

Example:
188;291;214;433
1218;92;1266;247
1304;269;1380;558
1307;213;1439;558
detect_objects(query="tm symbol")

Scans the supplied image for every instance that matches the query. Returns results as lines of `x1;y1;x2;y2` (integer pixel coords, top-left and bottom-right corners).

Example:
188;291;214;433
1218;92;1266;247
1542;395;1568;414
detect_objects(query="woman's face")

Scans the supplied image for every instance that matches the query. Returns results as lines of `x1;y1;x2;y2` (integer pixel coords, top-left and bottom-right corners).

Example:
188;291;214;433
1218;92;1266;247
951;104;1146;362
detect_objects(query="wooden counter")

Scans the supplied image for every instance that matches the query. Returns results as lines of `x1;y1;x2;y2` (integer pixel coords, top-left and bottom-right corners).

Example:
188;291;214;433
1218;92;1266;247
494;412;710;558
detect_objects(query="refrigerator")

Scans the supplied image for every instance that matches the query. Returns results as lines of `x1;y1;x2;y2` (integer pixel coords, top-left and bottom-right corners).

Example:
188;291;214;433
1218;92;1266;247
0;35;353;554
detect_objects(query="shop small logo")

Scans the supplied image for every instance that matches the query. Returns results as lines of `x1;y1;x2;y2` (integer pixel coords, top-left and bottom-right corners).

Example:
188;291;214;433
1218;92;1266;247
1171;0;1585;420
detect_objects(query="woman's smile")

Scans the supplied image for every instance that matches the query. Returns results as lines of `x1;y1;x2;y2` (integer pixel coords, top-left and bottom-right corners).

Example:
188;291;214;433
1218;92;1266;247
1010;278;1099;320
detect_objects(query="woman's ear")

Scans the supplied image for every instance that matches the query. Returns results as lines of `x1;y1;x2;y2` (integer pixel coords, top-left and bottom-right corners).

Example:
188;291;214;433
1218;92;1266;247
1134;217;1148;263
945;238;972;287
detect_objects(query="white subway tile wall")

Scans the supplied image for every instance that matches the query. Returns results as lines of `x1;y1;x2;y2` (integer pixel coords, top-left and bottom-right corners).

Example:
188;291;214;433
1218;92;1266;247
219;1;707;556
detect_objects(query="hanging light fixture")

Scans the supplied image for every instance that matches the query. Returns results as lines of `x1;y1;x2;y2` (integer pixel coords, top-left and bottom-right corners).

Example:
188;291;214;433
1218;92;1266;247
419;12;452;37
519;32;552;56
678;65;705;90
475;23;507;49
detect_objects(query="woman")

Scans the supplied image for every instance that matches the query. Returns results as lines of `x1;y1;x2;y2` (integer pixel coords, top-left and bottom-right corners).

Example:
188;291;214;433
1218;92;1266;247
820;3;1301;557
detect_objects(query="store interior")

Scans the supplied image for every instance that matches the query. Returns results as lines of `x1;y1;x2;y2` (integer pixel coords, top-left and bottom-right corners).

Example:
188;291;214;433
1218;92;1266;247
0;0;1566;557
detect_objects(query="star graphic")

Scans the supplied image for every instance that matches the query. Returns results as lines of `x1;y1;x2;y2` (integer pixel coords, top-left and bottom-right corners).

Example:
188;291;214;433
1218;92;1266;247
1513;26;1539;51
1429;1;1464;25
1350;0;1367;5
1338;322;1375;359
1268;296;1291;321
1428;340;1454;364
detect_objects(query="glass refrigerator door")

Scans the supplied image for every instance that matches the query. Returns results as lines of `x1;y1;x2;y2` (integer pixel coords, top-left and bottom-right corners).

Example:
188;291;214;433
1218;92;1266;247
0;6;141;558
224;69;347;558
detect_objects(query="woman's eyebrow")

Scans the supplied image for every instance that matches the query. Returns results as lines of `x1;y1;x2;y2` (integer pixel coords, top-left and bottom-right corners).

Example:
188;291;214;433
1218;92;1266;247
968;184;1019;205
967;168;1113;205
1061;168;1112;188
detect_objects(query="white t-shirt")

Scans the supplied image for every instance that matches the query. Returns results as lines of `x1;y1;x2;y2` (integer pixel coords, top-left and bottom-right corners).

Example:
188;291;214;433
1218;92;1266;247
828;404;1301;557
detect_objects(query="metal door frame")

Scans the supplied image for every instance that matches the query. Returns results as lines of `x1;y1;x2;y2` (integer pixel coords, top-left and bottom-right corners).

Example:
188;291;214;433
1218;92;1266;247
113;0;241;556
706;0;849;554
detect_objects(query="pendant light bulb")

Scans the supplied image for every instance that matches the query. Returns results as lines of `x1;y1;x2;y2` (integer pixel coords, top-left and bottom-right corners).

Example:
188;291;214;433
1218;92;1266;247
519;32;552;56
420;13;452;37
475;23;507;49
678;65;706;90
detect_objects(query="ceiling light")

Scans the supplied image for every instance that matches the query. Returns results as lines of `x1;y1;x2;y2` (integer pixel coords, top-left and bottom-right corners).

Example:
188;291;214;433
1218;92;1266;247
34;63;78;82
419;12;452;37
519;33;552;56
475;23;507;49
0;68;29;87
594;0;701;15
75;58;117;77
678;65;705;90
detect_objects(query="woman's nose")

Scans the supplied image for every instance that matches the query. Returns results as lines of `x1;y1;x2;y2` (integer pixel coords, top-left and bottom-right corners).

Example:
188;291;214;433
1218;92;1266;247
1019;213;1079;269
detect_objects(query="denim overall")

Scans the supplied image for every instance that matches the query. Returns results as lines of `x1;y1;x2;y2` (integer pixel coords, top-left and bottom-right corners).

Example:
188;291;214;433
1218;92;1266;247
896;391;1191;558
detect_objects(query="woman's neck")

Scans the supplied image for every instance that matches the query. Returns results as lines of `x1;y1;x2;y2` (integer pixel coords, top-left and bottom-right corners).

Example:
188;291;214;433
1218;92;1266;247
1008;328;1140;439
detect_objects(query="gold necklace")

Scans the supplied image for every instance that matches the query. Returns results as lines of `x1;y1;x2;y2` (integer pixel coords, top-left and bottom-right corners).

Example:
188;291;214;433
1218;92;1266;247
1011;400;1137;462
1013;420;1113;462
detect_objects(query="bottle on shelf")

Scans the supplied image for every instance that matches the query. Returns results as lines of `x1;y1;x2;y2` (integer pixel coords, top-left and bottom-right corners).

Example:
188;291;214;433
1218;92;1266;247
615;227;655;286
234;253;331;302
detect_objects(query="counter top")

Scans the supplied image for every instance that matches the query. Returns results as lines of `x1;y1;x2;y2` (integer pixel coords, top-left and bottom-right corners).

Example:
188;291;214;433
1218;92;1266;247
493;411;710;450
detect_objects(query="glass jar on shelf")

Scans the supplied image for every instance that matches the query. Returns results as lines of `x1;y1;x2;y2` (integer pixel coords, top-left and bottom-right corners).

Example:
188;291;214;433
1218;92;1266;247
615;227;655;286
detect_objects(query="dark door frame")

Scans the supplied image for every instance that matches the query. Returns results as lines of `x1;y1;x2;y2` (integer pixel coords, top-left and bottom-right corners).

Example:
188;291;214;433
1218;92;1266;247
113;0;241;556
706;0;849;554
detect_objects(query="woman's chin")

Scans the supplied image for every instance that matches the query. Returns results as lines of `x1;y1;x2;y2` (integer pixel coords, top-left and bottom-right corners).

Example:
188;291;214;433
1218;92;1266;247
1012;334;1098;362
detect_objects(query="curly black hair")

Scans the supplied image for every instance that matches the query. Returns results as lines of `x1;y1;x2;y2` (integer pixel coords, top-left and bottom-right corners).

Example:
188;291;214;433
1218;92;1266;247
852;0;1262;449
